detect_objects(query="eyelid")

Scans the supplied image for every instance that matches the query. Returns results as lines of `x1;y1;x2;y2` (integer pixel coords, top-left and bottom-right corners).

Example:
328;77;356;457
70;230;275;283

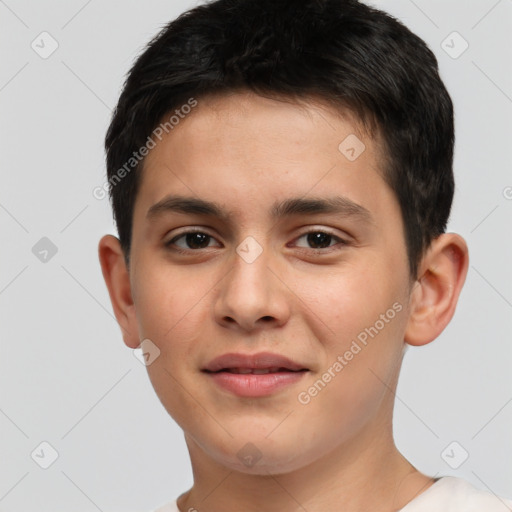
294;222;352;239
165;226;351;253
291;229;349;250
294;226;348;239
165;227;221;246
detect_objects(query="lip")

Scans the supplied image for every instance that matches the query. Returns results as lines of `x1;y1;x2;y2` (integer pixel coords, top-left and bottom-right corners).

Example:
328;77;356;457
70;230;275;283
205;371;307;397
202;352;309;398
202;351;307;373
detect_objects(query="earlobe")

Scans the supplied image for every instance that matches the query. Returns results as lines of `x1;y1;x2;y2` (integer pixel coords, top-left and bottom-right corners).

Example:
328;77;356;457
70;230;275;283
404;233;469;347
98;235;140;349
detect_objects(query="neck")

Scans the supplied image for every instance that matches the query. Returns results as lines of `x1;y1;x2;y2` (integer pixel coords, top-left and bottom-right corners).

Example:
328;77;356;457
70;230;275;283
177;421;435;512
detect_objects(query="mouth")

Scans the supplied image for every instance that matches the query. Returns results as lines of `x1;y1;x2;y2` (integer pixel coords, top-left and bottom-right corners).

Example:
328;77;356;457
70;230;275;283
204;367;308;375
201;352;309;397
202;351;309;373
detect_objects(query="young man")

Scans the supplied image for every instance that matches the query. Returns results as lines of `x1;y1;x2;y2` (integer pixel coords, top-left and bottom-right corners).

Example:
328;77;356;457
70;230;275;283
98;0;512;510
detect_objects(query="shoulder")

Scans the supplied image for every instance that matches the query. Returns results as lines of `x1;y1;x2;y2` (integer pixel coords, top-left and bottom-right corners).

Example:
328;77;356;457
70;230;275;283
401;476;512;512
151;480;512;512
152;500;180;512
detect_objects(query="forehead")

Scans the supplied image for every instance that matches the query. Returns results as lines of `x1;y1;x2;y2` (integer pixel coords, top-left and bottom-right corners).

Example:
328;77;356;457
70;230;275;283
172;90;377;151
134;90;393;224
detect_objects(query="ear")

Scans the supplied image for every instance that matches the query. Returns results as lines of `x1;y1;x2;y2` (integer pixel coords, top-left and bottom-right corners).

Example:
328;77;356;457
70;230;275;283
404;233;469;347
98;234;140;349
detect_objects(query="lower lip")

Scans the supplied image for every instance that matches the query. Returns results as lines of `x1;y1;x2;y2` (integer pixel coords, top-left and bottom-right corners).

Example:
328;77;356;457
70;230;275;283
205;370;308;397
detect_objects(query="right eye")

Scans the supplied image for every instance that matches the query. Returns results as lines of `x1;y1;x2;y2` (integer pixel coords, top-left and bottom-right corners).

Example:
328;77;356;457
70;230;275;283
165;230;222;252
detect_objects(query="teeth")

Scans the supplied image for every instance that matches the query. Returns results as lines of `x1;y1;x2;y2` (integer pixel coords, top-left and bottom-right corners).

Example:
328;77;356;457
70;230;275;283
252;368;272;375
226;367;282;374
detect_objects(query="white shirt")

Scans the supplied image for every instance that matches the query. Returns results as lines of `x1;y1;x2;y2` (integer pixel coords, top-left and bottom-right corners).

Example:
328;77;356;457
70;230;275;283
152;477;512;511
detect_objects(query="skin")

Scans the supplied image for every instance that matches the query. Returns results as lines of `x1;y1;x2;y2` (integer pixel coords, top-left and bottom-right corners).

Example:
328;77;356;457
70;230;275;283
98;90;469;511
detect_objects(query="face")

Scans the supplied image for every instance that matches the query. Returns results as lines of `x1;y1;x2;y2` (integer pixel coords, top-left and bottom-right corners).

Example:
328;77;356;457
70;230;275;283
128;91;413;474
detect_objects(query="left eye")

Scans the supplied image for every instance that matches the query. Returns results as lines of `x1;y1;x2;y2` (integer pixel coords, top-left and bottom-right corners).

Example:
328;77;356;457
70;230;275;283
293;231;346;250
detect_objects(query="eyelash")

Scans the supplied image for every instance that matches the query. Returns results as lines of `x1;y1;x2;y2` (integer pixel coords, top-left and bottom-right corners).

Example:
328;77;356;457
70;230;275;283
165;228;349;255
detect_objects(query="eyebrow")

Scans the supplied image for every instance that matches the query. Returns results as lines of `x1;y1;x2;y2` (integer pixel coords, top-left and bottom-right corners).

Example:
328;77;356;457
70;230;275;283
146;194;373;225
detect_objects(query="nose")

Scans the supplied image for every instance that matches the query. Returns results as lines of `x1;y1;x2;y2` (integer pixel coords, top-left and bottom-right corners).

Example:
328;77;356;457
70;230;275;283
213;242;291;332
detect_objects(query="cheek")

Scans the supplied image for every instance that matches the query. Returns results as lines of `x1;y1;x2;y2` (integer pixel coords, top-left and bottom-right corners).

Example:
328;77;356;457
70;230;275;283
297;264;407;397
298;261;402;343
134;266;212;427
133;262;211;350
297;303;406;446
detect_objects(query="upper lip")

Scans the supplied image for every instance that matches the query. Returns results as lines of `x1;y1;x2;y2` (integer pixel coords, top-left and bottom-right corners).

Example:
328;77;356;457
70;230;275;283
202;352;308;372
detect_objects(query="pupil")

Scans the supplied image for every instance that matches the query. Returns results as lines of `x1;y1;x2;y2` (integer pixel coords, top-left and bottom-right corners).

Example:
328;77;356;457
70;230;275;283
308;232;331;249
187;233;209;249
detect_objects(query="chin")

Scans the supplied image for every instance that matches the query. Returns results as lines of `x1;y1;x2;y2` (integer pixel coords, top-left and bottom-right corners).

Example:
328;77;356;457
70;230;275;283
202;432;317;476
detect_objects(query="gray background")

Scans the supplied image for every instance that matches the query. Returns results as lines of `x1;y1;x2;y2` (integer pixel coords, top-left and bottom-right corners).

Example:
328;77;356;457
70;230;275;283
0;0;511;510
